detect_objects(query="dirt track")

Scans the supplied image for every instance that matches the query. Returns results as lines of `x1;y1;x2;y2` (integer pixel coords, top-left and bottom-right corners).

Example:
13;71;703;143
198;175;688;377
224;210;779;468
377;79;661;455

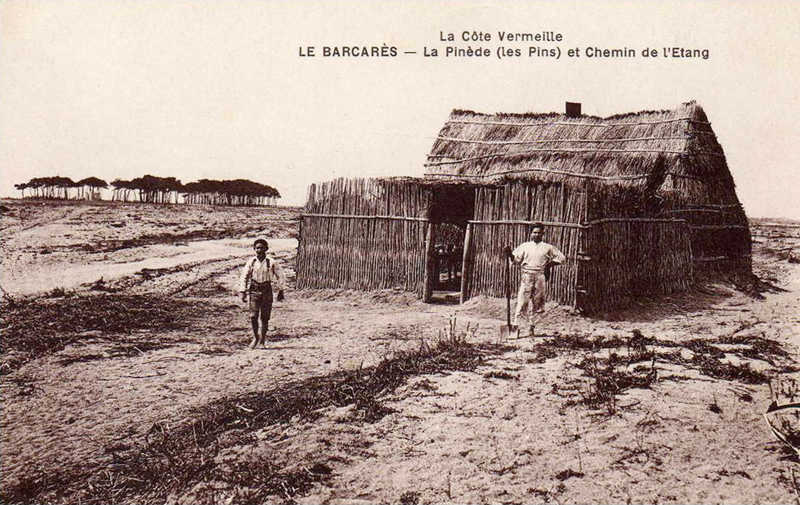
1;202;799;504
0;199;299;295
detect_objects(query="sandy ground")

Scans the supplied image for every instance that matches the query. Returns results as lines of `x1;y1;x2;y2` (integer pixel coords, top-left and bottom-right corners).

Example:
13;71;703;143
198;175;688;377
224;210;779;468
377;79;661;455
0;199;299;295
1;201;799;504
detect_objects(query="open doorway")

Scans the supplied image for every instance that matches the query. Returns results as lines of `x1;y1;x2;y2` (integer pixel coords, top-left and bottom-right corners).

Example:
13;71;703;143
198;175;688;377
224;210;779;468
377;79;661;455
426;185;475;304
433;223;465;291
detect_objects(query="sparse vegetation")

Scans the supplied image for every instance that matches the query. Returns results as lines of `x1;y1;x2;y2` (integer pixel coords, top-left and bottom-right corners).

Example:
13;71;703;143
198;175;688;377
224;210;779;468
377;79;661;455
528;329;796;415
2;202;799;505
399;490;421;504
0;320;503;504
0;292;205;375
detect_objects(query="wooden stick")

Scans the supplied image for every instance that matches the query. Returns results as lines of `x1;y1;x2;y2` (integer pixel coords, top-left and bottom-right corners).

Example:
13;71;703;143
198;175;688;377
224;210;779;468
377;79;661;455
468;219;584;228
422;222;435;302
301;213;429;222
460;223;473;304
445;116;710;127
426;168;643;182
424;148;724;167
436;135;690;145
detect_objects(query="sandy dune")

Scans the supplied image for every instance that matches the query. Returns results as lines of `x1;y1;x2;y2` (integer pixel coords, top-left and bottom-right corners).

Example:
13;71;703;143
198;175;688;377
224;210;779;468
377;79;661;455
1;200;799;504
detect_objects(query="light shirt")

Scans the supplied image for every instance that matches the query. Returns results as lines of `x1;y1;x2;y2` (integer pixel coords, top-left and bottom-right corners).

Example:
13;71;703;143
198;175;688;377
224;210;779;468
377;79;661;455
239;255;286;292
512;241;566;273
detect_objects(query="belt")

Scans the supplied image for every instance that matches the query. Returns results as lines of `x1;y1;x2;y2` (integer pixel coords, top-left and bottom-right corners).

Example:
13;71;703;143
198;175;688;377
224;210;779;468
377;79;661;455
249;280;272;290
521;268;545;274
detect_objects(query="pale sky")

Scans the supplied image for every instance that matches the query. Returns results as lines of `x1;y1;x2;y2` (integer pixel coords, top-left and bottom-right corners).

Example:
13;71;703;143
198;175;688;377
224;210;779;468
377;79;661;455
2;1;799;219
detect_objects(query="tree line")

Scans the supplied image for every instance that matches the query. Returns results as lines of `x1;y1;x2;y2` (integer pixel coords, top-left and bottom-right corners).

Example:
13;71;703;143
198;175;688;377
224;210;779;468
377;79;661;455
183;179;280;206
14;177;108;200
14;175;281;206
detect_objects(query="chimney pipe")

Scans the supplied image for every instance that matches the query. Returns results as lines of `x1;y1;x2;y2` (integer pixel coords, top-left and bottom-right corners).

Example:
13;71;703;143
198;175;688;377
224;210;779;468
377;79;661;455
566;102;581;118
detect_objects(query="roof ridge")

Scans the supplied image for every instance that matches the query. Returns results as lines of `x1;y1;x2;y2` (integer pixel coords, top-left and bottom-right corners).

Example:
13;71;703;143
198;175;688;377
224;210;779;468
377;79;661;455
450;101;701;123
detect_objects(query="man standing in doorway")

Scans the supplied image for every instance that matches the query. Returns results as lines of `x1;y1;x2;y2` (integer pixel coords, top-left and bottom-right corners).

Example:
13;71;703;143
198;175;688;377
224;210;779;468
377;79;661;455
505;223;566;337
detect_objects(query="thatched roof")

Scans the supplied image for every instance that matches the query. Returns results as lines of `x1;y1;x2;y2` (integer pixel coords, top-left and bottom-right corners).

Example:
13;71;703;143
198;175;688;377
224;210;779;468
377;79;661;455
424;101;735;193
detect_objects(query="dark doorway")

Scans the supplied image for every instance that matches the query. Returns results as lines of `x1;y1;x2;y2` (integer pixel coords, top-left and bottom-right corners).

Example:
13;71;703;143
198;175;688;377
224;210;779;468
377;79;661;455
426;185;475;304
433;223;465;295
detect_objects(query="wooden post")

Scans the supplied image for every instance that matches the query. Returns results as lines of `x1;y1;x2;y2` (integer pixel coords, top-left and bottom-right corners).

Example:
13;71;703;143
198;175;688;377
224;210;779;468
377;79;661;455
422;221;435;302
296;215;304;288
459;223;473;304
575;222;590;314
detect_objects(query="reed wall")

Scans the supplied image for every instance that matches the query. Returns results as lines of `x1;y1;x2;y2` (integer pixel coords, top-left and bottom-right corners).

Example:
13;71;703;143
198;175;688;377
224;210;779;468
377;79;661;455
464;182;585;306
299;177;717;311
297;216;429;294
583;170;752;280
304;178;432;217
296;178;434;295
579;220;693;312
658;173;751;278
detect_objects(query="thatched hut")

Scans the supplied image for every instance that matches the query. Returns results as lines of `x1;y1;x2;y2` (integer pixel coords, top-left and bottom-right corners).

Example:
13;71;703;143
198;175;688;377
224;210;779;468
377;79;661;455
297;101;751;312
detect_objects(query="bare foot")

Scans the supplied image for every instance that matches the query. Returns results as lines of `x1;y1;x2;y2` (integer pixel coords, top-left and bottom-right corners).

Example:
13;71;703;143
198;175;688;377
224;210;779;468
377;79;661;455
249;337;258;349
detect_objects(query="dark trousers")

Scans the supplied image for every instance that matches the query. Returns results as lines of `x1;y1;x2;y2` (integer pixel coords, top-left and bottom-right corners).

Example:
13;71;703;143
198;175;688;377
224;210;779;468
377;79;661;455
248;281;273;324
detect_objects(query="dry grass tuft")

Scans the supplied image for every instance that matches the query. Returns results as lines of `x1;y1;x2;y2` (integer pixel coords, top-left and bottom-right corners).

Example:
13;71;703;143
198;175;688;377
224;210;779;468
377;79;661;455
529;329;794;415
0;292;205;374
573;351;657;415
399;490;421;504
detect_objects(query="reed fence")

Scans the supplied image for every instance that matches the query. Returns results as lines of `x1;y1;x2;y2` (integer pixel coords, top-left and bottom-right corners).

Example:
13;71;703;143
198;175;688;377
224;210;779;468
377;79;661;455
464;182;585;306
304;177;433;217
298;175;747;311
297;215;429;294
579;220;693;312
296;178;434;296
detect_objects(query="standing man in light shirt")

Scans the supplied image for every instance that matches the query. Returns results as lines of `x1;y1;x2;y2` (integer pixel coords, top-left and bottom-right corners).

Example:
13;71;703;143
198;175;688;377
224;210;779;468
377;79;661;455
504;223;566;337
239;237;286;349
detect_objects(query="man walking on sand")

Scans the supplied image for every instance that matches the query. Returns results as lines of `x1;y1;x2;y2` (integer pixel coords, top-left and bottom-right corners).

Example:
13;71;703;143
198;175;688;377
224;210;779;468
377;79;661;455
239;237;286;349
505;223;566;338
